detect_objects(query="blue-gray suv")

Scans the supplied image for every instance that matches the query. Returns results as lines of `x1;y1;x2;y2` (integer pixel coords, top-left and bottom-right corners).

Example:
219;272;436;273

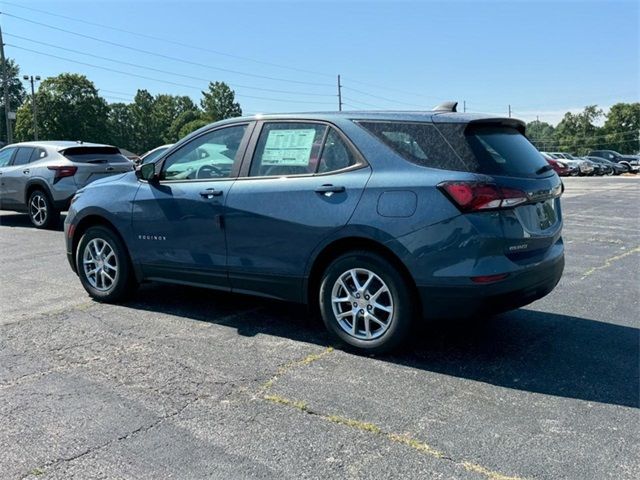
65;105;564;353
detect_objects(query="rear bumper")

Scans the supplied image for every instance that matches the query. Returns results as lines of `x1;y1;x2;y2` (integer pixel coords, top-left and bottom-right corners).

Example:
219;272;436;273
416;252;564;319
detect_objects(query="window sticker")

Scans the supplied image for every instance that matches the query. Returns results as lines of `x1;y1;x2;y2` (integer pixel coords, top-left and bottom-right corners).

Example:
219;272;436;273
261;128;316;166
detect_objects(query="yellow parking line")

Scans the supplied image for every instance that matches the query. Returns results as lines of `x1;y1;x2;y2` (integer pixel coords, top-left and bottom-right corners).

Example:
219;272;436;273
260;348;526;480
581;245;640;279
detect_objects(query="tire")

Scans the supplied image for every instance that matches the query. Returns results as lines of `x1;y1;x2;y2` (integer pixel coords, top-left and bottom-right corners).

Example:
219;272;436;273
28;189;60;229
319;250;414;354
76;226;136;302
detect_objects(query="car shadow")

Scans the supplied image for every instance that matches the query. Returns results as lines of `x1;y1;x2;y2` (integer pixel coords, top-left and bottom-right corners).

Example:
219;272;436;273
0;212;66;231
125;282;639;409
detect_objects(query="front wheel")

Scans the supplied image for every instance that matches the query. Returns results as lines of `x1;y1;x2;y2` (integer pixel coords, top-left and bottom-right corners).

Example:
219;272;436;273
76;226;136;302
319;251;414;354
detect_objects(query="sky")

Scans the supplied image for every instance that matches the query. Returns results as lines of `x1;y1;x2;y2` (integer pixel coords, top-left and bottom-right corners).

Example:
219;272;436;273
1;0;638;125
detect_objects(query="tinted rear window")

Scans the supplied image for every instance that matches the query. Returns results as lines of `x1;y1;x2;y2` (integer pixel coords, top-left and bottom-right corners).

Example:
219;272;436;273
465;125;549;176
62;146;130;163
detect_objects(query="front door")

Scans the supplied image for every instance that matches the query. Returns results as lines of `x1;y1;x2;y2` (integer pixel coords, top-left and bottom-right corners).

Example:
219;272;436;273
0;147;18;209
131;123;251;289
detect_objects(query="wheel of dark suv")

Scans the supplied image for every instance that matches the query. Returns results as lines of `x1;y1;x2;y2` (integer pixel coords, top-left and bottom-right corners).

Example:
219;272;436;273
319;250;414;354
76;226;135;302
28;189;59;229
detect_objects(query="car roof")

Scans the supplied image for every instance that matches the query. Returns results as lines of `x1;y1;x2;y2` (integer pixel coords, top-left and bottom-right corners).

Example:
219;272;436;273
5;140;115;151
210;110;525;126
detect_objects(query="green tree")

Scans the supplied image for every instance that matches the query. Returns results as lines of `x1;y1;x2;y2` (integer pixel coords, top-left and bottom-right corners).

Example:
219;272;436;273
14;73;108;142
526;120;555;150
178;118;210;138
106;102;136;152
554;105;603;155
0;58;27;144
200;81;242;122
602;102;640;154
167;109;203;142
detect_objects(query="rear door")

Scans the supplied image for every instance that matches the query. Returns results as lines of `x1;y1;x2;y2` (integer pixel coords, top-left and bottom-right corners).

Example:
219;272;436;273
60;146;133;187
224;121;371;301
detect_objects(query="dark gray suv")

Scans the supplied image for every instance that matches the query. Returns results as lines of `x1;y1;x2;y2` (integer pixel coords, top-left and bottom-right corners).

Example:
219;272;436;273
0;141;133;228
65;106;564;353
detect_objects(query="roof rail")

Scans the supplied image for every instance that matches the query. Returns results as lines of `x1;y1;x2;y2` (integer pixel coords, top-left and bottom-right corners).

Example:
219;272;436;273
432;101;458;112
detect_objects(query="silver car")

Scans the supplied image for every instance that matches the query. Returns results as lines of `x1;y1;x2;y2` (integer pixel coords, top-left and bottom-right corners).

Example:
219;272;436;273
0;141;133;228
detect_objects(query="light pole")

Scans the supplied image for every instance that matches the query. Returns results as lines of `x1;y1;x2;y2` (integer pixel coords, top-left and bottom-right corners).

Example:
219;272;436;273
23;75;41;141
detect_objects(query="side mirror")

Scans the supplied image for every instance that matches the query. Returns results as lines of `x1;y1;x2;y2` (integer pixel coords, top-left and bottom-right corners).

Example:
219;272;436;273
136;162;158;182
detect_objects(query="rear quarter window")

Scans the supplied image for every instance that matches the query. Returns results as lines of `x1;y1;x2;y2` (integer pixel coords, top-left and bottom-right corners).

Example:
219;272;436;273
357;121;467;171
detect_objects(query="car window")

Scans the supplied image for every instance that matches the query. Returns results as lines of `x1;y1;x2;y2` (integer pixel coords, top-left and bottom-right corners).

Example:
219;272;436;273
29;148;47;163
358;121;467;171
250;122;327;177
142;147;169;164
62;146;130;163
317;129;357;173
12;147;34;166
161;124;247;180
0;147;16;167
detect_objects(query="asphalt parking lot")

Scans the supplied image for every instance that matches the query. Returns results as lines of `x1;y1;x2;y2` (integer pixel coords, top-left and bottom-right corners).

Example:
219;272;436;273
1;176;638;480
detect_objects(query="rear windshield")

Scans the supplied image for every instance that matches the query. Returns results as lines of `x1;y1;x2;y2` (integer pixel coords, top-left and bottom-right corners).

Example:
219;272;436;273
62;146;130;163
358;121;549;177
465;125;549;176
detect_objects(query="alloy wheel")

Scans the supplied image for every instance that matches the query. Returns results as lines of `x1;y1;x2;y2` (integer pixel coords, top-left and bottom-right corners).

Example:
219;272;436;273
82;238;118;291
29;193;48;226
331;268;394;340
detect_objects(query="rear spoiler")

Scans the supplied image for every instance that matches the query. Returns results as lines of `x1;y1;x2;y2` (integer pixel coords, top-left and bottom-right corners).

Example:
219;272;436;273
466;118;526;135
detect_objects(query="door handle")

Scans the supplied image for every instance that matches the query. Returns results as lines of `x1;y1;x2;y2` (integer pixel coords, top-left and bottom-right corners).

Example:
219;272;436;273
315;184;345;196
200;188;223;198
23;169;29;174
106;166;115;172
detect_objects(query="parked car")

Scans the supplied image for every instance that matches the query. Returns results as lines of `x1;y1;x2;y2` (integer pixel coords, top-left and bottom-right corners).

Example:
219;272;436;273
0;141;133;228
541;152;571;176
544;152;590;176
584;156;626;175
580;158;606;175
139;144;173;165
65;108;564;353
119;148;141;164
588;150;639;174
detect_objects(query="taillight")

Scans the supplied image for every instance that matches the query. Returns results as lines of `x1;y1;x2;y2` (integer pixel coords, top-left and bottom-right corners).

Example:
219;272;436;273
47;166;77;180
438;182;528;212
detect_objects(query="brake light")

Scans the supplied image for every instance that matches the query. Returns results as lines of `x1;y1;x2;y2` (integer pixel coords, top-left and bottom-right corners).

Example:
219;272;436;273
438;182;528;212
47;166;77;179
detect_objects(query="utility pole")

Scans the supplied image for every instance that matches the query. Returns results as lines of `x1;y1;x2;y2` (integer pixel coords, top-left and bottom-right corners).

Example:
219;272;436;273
463;100;466;113
0;24;13;144
508;104;511;118
337;74;343;111
23;74;40;141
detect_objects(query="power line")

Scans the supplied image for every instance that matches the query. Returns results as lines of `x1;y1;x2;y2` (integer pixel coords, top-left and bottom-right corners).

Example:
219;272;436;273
342;86;429;108
6;44;334;106
1;12;335;88
4;33;335;98
1;1;337;80
532;129;639;142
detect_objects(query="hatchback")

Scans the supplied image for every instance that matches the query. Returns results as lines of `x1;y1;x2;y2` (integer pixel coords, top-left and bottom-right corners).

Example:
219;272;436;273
65;105;564;352
0;141;133;228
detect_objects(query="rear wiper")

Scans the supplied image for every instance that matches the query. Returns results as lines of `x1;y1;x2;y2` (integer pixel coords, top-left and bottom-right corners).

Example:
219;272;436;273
86;158;108;164
536;164;553;174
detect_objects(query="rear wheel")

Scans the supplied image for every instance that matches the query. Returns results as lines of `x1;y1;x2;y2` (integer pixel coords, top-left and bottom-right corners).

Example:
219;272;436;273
76;226;136;302
28;190;59;229
319;251;414;354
